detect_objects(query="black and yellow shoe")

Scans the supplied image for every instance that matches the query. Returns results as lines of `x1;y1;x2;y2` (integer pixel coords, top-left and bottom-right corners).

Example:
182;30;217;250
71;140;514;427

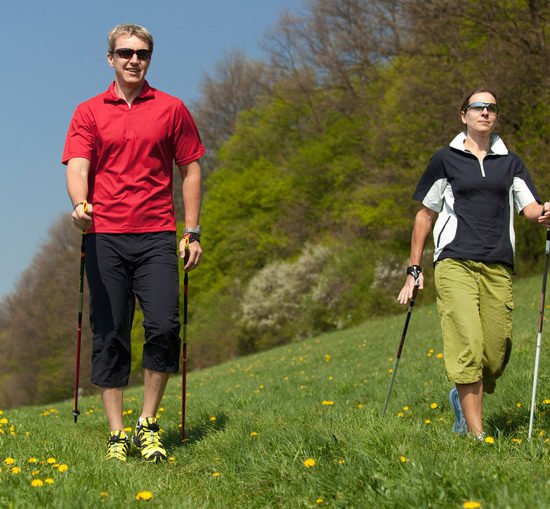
106;430;130;461
133;417;167;462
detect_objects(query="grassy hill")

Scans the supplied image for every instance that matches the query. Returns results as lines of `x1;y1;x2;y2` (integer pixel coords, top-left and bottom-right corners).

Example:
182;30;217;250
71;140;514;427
1;275;550;508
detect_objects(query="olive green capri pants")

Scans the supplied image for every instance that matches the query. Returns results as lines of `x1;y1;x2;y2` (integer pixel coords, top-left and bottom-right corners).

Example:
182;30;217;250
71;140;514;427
434;259;513;394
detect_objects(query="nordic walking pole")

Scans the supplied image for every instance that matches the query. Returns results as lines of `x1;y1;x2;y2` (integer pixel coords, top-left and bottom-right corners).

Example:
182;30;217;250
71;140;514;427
181;238;190;443
382;269;421;417
528;228;550;440
73;201;88;423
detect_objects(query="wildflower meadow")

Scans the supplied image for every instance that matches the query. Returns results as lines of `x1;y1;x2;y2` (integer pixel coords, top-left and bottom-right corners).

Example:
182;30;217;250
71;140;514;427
1;275;550;508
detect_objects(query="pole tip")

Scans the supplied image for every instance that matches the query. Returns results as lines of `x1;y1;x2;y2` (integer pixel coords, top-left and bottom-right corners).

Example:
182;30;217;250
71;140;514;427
72;409;80;423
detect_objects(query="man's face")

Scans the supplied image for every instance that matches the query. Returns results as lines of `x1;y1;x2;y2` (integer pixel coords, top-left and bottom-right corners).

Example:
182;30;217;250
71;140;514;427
107;35;151;86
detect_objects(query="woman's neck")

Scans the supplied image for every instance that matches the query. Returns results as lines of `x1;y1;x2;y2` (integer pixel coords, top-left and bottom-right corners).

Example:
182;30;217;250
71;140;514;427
464;131;492;158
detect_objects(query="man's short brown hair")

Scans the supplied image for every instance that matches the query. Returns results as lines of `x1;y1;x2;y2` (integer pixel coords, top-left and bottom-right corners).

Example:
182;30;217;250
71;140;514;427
108;24;154;54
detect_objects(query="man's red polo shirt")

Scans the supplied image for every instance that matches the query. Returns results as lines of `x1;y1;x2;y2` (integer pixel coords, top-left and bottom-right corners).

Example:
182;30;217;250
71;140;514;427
62;81;205;233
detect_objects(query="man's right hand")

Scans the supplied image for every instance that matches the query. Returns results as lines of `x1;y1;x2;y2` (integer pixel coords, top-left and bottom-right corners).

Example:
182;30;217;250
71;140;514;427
72;202;93;231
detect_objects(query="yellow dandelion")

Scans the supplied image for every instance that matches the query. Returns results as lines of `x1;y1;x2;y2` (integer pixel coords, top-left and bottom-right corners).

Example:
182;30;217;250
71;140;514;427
212;472;221;477
27;457;38;464
403;406;409;411
31;479;44;487
249;432;258;437
316;497;324;505
357;403;363;409
338;459;345;464
58;464;69;472
31;470;40;476
484;436;495;444
303;458;316;468
398;412;404;417
4;457;15;465
511;438;522;444
100;492;109;498
516;402;523;408
436;353;444;359
425;419;432;425
324;354;331;362
430;403;438;409
463;502;481;509
321;400;334;406
0;410;3;415
168;457;176;463
388;368;393;373
124;426;132;433
399;455;407;463
0;418;8;424
46;458;56;464
11;466;22;474
209;416;217;422
543;399;550;404
135;491;154;501
45;478;55;484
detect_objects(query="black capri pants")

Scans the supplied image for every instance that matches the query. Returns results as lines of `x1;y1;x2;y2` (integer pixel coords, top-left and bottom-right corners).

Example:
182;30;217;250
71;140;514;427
85;232;181;387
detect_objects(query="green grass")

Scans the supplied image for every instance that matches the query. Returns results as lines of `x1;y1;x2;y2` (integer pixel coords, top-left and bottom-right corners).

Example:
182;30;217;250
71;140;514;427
1;275;550;508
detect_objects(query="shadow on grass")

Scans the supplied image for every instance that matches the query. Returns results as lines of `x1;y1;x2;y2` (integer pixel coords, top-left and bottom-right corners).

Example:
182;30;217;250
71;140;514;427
163;412;229;448
487;405;550;436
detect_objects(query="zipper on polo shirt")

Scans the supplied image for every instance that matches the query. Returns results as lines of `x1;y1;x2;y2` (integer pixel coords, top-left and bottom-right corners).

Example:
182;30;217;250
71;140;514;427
479;160;486;177
463;149;487;178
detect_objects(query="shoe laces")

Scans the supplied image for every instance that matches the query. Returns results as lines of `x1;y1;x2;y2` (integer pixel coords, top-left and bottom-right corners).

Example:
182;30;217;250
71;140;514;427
107;431;129;460
137;418;162;447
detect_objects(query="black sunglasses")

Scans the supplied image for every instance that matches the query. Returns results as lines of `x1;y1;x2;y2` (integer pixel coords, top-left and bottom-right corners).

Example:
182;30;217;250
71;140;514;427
112;48;152;61
465;102;499;114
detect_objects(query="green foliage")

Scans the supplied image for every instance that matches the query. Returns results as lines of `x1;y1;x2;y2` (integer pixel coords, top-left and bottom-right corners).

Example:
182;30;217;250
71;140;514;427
1;0;548;406
2;276;550;508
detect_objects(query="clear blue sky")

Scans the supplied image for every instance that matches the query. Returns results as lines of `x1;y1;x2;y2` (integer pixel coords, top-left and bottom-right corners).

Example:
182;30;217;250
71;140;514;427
0;0;304;299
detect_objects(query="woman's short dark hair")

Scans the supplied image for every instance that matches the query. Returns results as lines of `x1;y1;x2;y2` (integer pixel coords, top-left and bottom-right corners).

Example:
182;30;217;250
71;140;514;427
460;87;498;113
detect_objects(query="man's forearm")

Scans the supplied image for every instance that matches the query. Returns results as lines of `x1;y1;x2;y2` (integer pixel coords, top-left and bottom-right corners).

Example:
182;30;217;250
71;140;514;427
180;161;202;227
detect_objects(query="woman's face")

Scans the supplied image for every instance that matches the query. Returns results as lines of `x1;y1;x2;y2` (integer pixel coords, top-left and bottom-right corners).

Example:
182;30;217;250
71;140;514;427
460;92;499;135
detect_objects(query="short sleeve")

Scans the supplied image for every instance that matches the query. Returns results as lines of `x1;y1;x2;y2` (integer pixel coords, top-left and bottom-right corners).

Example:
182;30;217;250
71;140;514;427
61;105;95;165
172;102;206;167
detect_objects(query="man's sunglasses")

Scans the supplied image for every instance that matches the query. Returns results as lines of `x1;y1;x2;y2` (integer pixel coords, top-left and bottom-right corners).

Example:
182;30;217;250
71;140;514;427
112;48;152;61
465;102;499;114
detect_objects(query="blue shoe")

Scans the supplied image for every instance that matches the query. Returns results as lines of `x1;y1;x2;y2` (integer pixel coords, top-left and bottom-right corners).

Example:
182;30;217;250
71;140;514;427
449;387;467;434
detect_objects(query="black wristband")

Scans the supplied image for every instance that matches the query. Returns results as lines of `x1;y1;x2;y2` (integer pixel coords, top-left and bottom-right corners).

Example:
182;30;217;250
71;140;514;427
184;232;201;244
406;265;422;280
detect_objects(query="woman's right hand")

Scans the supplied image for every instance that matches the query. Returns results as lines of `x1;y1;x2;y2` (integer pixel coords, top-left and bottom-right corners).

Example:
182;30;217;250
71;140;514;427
397;273;424;305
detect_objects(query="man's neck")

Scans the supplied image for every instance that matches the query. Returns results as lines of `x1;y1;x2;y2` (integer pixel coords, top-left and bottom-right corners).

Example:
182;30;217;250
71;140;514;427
114;80;145;105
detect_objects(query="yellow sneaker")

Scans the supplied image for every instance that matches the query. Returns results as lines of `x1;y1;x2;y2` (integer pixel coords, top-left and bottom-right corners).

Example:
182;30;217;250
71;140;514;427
133;417;167;462
106;430;130;461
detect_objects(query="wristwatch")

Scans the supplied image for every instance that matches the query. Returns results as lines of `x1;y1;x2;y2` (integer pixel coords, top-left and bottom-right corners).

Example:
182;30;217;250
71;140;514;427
184;225;202;235
406;265;422;280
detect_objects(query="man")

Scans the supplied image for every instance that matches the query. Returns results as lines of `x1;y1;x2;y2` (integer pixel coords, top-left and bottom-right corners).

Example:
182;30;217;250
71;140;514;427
62;23;205;462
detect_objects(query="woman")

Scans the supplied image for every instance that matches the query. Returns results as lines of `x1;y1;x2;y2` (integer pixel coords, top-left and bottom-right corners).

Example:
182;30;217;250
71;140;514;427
398;88;550;439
